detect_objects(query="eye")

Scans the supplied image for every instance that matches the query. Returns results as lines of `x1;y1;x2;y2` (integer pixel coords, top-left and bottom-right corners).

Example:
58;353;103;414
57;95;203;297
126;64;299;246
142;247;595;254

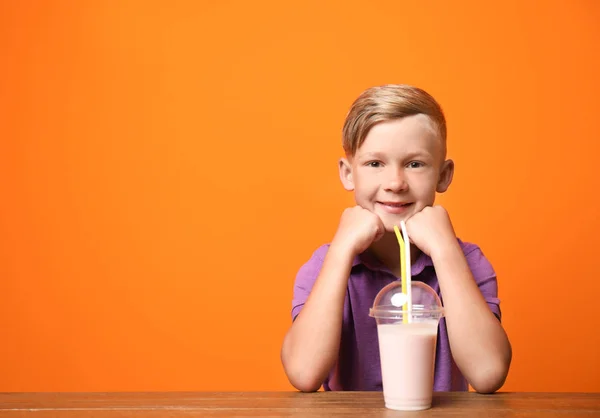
366;161;382;168
407;161;424;169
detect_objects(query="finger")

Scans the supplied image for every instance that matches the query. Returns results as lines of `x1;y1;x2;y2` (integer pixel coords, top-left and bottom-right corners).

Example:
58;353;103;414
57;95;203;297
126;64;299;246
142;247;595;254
374;216;386;242
404;212;418;224
373;225;385;242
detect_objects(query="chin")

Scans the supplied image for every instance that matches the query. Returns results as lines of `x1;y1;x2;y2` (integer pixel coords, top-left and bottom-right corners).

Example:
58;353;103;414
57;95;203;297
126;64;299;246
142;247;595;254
376;212;406;227
381;219;404;232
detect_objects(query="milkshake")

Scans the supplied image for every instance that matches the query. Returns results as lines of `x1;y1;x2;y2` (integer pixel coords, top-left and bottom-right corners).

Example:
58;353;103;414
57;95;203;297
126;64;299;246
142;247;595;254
369;281;444;411
377;321;438;410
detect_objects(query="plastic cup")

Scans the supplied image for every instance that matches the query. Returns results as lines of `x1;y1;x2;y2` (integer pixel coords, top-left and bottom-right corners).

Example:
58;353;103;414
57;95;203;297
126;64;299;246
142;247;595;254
369;281;444;411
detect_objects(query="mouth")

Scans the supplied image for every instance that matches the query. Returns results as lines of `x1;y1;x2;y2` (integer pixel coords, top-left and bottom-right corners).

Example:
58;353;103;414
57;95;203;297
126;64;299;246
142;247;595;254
377;201;413;214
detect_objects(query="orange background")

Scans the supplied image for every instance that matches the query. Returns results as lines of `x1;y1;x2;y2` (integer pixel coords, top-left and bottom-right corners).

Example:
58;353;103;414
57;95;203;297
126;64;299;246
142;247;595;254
1;1;599;392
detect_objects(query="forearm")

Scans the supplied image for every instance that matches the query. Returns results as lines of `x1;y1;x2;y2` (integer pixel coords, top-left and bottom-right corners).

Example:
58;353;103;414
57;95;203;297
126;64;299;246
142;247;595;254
432;243;512;393
281;246;354;392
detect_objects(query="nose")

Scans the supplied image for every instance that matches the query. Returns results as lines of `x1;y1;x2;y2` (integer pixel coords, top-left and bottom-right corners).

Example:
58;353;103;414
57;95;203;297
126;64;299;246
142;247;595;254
384;169;408;193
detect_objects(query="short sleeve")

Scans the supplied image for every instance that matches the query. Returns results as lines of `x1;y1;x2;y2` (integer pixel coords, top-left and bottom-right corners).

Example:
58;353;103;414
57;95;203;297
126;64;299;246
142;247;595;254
291;245;328;321
463;244;502;320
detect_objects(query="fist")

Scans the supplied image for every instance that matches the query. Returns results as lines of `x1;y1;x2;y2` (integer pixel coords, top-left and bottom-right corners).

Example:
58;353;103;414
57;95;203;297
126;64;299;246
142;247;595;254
405;205;457;258
332;206;385;256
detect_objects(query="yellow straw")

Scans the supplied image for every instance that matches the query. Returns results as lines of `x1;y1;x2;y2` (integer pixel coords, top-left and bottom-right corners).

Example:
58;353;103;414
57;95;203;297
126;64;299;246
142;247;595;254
393;225;408;324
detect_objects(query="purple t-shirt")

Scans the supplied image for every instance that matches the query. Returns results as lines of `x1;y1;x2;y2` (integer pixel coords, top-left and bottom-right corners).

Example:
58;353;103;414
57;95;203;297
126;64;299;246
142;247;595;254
291;239;501;392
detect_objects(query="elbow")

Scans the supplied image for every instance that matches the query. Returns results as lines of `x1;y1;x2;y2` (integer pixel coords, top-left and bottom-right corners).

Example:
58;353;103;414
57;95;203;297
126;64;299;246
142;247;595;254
281;339;323;393
289;374;322;393
471;348;512;394
471;369;507;394
282;359;323;392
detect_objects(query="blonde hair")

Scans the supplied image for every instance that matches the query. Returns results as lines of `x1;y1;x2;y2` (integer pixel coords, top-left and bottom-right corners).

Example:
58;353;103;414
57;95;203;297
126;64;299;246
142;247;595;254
342;84;447;157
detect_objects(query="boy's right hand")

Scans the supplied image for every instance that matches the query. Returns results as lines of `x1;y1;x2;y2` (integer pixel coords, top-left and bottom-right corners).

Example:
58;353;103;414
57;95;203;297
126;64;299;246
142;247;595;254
331;206;385;256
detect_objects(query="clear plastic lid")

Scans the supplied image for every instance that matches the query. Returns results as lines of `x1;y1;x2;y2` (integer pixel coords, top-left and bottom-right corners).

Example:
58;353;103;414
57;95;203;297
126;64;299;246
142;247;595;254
369;281;444;321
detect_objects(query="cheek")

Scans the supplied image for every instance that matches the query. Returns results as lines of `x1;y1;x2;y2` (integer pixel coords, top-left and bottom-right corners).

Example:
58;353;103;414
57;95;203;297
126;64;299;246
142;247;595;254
353;171;378;192
352;186;378;208
412;176;438;202
354;177;379;197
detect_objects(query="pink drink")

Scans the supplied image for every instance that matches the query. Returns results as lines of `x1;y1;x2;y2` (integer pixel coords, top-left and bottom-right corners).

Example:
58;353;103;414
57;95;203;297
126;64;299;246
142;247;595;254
377;322;438;410
370;281;444;410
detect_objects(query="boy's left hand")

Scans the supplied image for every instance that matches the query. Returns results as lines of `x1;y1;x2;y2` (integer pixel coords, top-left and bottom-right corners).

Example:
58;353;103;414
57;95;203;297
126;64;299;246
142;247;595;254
405;205;458;258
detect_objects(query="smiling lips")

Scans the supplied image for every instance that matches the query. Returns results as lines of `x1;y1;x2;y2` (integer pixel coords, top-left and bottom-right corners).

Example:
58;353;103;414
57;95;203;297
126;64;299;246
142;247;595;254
378;201;413;214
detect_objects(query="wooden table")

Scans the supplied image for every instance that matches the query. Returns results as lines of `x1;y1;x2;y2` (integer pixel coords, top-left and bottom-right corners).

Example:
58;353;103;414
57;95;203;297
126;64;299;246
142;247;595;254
0;392;599;417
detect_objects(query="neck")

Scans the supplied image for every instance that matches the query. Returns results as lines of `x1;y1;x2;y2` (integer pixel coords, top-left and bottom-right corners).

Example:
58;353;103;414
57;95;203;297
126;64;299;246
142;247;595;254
368;231;421;277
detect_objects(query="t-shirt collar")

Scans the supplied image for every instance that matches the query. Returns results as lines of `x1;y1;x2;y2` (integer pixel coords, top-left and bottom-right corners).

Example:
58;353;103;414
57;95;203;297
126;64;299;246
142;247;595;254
351;248;433;277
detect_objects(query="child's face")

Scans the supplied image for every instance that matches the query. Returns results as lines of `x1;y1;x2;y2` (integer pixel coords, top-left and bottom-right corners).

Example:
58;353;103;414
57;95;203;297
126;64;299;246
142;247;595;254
339;114;454;232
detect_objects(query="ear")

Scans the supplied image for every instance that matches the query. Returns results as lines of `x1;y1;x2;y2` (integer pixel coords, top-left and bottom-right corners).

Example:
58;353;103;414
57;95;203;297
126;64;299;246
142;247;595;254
436;159;454;193
339;158;354;191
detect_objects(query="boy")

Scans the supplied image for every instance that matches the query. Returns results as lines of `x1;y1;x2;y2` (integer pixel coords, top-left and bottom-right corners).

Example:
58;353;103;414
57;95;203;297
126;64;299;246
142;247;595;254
281;85;512;393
